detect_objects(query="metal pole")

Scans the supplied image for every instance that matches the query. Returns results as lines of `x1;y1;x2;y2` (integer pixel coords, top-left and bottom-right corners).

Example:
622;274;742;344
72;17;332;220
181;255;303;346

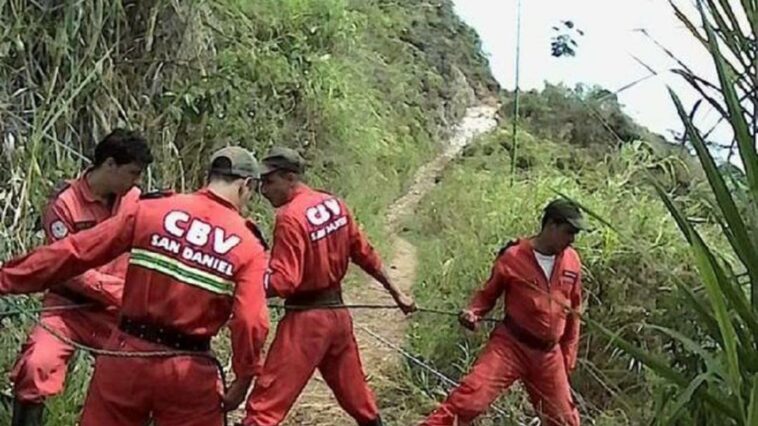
509;0;523;186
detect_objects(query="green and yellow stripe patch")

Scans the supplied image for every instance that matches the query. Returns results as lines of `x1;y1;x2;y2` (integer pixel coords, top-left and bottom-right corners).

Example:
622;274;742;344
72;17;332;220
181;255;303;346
129;248;235;296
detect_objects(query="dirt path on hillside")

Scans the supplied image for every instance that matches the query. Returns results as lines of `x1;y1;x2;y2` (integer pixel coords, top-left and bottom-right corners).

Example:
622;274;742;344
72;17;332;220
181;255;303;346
232;104;498;425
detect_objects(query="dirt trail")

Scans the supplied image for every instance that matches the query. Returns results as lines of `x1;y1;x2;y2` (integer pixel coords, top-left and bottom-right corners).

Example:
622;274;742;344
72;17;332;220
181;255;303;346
236;104;498;425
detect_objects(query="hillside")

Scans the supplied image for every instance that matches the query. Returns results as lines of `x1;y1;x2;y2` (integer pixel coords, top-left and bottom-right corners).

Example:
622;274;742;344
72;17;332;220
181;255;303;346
0;0;744;425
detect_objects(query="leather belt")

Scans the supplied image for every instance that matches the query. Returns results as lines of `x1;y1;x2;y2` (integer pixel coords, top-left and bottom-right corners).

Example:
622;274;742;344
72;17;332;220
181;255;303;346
119;316;211;352
503;316;557;352
284;288;344;310
49;287;101;307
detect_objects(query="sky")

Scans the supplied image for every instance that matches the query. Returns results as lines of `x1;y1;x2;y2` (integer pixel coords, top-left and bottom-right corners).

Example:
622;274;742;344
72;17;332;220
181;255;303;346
452;0;737;157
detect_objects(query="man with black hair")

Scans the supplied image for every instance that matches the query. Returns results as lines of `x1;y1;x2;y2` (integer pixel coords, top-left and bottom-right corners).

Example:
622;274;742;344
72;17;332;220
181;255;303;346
8;128;153;426
421;199;586;426
0;146;270;426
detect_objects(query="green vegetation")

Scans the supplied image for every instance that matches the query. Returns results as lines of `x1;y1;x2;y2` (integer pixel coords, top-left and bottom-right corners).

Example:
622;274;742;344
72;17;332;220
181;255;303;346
399;123;727;424
0;0;754;424
400;2;757;425
0;0;495;423
587;1;758;424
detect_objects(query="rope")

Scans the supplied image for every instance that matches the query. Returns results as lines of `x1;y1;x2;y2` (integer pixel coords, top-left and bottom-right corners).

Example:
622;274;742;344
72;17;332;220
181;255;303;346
0;303;94;318
354;322;516;423
1;301;501;322
2;299;564;425
7;303;230;426
269;303;502;323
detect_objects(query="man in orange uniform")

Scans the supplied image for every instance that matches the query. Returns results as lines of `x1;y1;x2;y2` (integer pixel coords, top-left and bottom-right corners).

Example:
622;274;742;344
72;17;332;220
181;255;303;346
243;147;416;426
422;199;586;426
9;129;152;426
0;146;270;426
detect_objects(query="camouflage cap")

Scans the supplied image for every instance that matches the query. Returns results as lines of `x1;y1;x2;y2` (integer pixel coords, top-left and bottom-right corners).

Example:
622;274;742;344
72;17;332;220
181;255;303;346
209;146;260;179
544;198;588;231
260;146;305;176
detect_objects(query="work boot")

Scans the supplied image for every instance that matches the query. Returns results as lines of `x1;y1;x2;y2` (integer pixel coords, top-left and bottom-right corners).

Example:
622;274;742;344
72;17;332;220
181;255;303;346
11;399;44;426
358;416;383;426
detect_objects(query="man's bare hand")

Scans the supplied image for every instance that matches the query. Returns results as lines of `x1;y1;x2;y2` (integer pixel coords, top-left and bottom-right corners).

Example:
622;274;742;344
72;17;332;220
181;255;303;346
222;377;252;412
458;309;480;331
393;292;417;315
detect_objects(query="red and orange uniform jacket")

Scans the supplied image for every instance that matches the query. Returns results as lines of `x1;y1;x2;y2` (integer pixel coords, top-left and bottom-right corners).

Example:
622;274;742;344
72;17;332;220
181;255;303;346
469;239;583;371
264;184;382;298
1;189;270;379
41;173;139;308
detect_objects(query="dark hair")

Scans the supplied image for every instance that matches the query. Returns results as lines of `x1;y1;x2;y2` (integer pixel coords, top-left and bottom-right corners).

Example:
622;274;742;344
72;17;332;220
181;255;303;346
93;129;153;168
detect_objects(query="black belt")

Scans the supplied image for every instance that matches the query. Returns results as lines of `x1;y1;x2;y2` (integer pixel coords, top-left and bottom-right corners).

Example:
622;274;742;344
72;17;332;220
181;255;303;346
119;316;211;352
503;316;557;352
284;288;344;310
49;287;101;307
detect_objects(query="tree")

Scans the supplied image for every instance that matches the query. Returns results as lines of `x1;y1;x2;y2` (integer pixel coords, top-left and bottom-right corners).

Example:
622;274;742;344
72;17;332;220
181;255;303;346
550;20;584;58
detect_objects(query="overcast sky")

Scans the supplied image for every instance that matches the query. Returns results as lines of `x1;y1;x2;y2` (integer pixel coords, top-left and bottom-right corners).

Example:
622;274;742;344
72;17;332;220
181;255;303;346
453;0;736;155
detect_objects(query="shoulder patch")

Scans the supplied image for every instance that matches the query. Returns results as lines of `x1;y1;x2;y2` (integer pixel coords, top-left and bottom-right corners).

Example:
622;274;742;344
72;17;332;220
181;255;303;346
245;220;269;251
50;220;69;239
139;189;175;200
497;240;518;257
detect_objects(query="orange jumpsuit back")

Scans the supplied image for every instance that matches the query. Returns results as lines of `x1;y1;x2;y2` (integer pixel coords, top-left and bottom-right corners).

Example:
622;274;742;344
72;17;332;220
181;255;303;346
11;173;137;404
422;239;582;426
244;184;384;426
0;189;270;426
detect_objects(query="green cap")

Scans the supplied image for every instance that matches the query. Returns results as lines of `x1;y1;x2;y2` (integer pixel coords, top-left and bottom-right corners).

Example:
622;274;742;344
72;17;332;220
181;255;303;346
208;146;260;179
544;198;588;231
260;146;306;176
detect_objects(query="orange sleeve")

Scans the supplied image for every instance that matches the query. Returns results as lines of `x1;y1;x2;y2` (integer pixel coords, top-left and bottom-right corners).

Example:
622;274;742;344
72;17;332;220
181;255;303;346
1;208;136;295
229;243;270;379
560;270;583;373
467;257;508;317
42;199;126;306
264;215;306;298
347;211;382;277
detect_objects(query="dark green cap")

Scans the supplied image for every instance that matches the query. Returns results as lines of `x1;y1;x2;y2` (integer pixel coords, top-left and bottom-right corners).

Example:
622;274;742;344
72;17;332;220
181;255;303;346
209;146;260;179
260;146;305;176
544;198;588;231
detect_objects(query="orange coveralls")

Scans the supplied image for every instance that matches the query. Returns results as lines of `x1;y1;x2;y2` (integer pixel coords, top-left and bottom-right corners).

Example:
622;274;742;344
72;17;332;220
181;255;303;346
244;184;384;426
11;174;137;403
422;239;582;426
0;189;270;426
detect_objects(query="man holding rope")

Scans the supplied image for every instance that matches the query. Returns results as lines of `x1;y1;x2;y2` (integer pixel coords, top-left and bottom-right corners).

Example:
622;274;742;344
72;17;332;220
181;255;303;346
0;146;270;426
422;199;585;426
242;146;416;426
7;129;151;426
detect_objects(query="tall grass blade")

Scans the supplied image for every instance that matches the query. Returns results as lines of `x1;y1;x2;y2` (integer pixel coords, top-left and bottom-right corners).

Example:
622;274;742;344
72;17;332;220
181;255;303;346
654;181;745;420
696;2;758;201
670;89;758;309
583;315;740;419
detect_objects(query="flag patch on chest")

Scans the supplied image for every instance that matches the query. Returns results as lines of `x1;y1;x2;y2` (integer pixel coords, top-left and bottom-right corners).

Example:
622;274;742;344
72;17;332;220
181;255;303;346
561;270;578;285
74;221;97;231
